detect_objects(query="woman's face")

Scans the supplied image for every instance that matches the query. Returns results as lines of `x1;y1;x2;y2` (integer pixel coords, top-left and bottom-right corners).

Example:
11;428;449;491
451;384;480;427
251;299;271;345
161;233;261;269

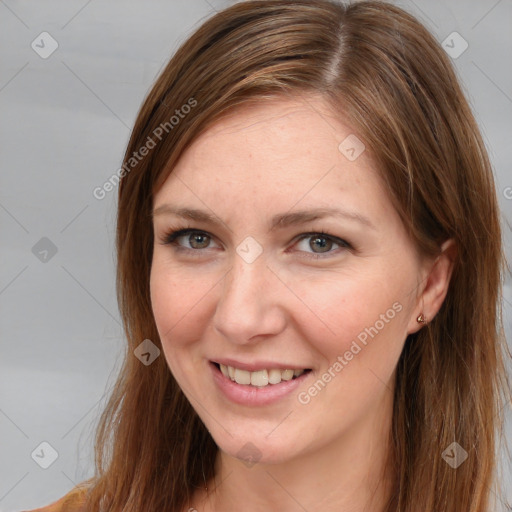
150;96;426;465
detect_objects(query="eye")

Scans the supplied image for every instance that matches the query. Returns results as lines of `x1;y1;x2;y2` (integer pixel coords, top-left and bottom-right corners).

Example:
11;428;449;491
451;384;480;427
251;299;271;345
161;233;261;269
293;232;351;258
158;227;351;259
159;228;220;251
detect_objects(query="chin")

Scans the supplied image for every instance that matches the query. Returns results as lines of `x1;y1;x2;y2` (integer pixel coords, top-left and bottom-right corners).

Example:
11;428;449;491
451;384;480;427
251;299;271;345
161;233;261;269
210;428;302;467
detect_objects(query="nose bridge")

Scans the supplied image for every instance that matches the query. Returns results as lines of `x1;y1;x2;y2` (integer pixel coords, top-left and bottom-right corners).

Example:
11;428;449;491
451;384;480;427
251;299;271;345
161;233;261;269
213;253;285;343
226;257;264;303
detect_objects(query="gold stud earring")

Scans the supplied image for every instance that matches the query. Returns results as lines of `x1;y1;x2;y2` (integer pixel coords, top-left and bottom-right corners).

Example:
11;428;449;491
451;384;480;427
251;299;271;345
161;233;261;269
417;313;427;324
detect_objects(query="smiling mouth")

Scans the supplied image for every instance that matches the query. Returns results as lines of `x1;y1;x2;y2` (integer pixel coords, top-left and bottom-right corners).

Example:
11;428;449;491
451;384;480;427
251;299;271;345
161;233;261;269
212;362;312;387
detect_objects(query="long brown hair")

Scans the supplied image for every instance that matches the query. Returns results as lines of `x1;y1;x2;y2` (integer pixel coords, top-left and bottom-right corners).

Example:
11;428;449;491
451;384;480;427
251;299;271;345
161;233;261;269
76;1;510;510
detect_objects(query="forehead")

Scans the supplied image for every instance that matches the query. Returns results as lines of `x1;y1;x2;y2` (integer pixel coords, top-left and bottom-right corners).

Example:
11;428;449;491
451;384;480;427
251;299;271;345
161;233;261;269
181;97;362;177
154;96;394;229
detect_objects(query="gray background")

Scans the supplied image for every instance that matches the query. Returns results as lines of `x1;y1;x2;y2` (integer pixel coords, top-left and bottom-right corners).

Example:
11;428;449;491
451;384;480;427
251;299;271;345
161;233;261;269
1;0;511;511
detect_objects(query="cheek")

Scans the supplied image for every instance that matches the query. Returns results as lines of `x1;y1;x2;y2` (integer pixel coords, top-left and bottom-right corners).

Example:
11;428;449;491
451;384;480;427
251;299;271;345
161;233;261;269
288;270;409;370
149;260;224;380
290;277;408;421
150;251;415;378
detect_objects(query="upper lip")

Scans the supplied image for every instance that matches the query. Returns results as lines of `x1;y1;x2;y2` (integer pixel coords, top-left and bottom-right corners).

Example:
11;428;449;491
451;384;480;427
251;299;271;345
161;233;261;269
212;358;311;372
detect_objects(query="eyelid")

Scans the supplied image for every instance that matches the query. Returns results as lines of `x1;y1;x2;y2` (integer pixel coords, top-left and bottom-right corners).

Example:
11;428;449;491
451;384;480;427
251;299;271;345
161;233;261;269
159;228;222;249
290;232;351;259
159;226;352;258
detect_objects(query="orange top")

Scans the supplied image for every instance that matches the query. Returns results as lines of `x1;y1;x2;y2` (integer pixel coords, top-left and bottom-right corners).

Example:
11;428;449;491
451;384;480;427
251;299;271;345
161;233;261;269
23;487;89;512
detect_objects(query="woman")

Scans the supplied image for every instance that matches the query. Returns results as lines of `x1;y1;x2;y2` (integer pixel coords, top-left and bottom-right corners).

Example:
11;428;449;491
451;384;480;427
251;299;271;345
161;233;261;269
26;1;510;511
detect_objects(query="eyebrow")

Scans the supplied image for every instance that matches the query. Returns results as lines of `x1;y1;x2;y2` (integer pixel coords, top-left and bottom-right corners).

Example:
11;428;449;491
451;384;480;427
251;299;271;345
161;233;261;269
152;204;376;231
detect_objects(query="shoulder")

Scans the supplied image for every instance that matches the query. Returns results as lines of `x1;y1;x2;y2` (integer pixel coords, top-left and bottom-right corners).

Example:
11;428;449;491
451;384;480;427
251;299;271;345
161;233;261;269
22;486;89;512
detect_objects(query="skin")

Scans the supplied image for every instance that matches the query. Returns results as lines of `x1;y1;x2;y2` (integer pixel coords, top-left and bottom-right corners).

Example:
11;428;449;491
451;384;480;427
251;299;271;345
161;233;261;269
150;96;455;512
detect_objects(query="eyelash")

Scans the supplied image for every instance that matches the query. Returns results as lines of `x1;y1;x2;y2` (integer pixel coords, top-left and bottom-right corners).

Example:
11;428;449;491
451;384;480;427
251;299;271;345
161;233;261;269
158;226;352;260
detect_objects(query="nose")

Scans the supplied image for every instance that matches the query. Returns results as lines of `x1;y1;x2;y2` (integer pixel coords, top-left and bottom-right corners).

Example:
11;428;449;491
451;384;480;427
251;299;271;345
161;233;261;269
212;255;286;345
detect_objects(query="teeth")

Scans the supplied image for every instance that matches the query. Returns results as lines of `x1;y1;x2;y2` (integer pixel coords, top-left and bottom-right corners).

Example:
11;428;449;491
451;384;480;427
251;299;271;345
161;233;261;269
281;369;294;381
268;368;282;384
219;364;307;387
234;368;251;385
250;370;269;387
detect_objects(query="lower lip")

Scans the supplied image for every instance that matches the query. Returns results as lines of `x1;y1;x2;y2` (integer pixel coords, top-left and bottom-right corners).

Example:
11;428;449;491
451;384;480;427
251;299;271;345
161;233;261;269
210;362;311;406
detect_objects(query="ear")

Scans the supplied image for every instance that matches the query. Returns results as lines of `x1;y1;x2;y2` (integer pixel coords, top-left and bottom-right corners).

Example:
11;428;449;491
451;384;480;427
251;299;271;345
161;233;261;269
407;239;457;335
